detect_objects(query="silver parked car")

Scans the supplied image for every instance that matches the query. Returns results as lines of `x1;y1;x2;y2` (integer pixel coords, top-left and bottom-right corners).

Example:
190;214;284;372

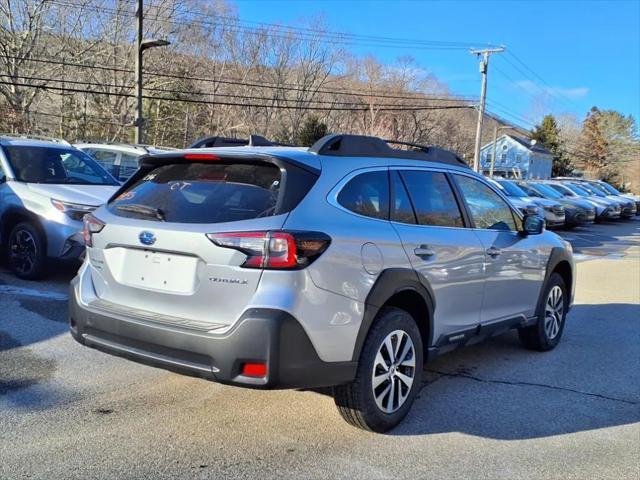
497;179;566;228
524;181;596;227
0;136;119;278
70;134;575;432
578;181;636;217
554;177;640;215
562;182;622;220
594;180;640;215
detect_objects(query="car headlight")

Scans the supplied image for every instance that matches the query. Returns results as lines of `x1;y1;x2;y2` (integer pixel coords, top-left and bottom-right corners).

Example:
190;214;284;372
51;199;98;221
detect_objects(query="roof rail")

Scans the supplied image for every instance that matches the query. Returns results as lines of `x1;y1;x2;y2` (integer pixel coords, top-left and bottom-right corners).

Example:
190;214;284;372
309;134;469;168
188;134;293;149
0;133;71;146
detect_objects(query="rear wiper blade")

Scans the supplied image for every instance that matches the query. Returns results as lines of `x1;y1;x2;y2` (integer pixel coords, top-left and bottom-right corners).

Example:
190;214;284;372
115;203;165;221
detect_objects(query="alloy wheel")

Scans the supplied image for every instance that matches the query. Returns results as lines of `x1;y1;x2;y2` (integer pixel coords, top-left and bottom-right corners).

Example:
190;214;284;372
371;329;416;414
9;229;38;276
544;285;564;340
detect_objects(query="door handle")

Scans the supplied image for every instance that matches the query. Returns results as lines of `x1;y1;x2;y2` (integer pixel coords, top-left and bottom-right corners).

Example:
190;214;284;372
414;245;435;258
486;247;502;258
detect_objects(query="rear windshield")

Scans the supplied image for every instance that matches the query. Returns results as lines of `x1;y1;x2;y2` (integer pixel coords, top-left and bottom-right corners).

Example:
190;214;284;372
108;162;283;223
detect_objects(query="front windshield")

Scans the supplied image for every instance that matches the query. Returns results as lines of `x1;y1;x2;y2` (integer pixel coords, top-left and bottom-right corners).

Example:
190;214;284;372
566;183;591;196
597;181;621;195
4;145;118;185
548;183;575;196
531;183;563;199
516;182;543;198
579;183;606;197
588;182;611;195
496;180;528;197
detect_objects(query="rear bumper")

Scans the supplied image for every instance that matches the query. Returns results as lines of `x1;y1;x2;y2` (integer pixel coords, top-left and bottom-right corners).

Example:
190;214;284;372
69;278;356;389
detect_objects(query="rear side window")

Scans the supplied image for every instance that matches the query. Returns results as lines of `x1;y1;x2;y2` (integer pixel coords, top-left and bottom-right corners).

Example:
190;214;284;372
119;153;140;180
89;149;120;177
337;170;389;220
399;170;464;227
109;162;283;223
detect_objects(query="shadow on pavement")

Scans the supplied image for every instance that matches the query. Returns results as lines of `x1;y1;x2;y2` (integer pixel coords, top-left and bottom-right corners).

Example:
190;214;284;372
390;302;640;439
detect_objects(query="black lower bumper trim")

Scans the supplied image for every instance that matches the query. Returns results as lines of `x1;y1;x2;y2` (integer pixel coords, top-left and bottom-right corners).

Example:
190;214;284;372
70;289;357;390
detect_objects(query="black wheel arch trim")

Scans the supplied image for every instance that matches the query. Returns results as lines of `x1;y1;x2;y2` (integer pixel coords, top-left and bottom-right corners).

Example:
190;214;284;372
1;207;46;246
352;268;435;362
538;247;574;311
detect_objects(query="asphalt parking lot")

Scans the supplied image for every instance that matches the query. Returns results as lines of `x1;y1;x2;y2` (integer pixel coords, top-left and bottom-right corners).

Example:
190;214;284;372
1;220;639;479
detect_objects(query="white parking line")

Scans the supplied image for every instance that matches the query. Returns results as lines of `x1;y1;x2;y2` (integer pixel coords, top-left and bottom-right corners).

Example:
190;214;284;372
0;285;68;301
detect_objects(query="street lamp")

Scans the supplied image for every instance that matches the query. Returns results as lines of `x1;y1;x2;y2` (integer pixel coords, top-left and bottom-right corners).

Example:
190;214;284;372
134;0;170;144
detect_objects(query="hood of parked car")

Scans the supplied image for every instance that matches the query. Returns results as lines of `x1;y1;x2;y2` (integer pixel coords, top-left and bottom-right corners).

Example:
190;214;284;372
555;197;593;210
26;183;119;206
530;197;562;208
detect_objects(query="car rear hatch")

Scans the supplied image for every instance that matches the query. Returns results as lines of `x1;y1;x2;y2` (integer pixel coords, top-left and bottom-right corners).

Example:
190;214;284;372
84;151;318;331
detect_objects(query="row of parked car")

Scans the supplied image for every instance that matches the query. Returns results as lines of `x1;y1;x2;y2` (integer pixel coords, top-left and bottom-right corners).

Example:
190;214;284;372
0;133;638;280
490;177;639;229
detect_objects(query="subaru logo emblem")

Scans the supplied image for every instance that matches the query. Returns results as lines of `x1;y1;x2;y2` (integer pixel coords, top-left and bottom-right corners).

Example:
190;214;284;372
139;231;156;246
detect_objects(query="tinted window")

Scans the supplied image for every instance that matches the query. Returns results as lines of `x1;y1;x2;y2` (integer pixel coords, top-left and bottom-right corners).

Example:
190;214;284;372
391;171;417;224
497;180;528;197
4;146;118;185
400;170;464;227
109;162;282;223
531;183;563;199
455;175;517;231
598;181;620;195
337;170;389;220
89;149;120;177
119;153;140;181
548;183;575;196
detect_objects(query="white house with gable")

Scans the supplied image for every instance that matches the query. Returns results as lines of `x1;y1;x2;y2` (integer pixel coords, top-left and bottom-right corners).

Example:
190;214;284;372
479;134;553;179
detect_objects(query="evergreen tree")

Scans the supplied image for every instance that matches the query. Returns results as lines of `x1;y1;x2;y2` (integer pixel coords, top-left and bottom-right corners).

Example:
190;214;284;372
296;116;328;146
531;114;573;177
578;106;609;176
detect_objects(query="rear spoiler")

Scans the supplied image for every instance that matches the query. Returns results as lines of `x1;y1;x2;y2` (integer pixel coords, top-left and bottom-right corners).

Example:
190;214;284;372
188;134;293;149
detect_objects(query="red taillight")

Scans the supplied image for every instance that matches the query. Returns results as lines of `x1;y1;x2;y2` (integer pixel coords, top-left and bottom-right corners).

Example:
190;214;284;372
82;214;105;247
183;153;221;161
206;231;330;270
242;362;267;378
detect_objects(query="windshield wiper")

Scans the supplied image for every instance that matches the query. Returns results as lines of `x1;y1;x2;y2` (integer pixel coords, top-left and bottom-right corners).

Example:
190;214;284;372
115;203;165;221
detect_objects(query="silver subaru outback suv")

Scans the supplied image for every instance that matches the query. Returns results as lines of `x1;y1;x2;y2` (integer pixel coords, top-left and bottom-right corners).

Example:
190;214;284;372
0;136;119;279
70;135;575;432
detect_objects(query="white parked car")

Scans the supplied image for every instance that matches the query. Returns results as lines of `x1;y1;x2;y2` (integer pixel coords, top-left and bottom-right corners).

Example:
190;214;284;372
74;143;177;182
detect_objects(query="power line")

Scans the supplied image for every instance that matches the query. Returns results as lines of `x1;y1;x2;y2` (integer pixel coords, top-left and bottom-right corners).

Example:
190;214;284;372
0;54;476;102
499;52;582;111
0;79;473;112
0;73;473;110
47;0;489;51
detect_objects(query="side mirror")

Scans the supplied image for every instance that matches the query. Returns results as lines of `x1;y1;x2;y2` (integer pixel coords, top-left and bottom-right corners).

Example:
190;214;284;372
522;214;545;236
0;172;6;184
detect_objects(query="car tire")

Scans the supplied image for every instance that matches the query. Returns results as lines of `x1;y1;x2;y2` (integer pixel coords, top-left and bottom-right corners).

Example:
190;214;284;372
518;272;568;351
333;307;423;433
7;222;47;280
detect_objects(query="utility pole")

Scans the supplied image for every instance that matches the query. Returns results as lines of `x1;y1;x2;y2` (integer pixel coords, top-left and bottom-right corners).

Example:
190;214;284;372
134;0;143;144
471;47;505;172
134;0;170;144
